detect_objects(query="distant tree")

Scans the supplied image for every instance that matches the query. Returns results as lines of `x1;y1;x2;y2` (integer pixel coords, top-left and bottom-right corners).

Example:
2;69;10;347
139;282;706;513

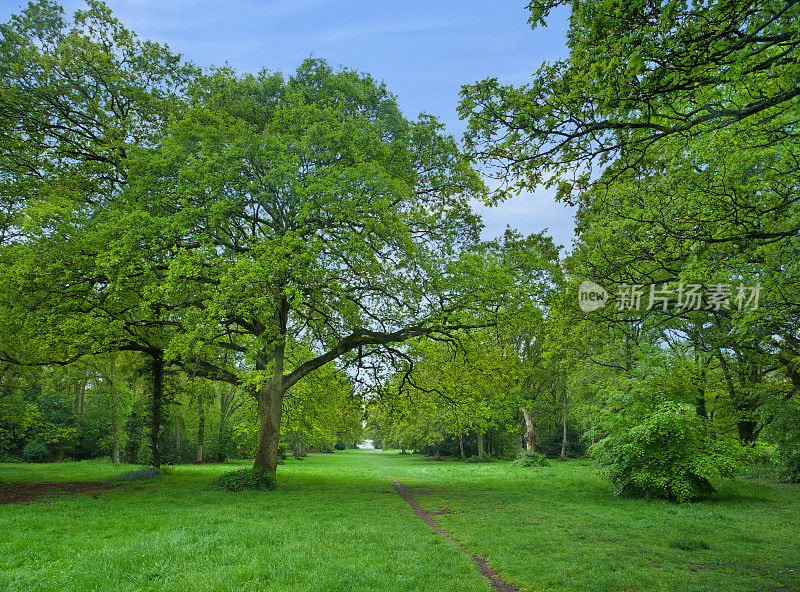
461;0;800;466
0;0;197;467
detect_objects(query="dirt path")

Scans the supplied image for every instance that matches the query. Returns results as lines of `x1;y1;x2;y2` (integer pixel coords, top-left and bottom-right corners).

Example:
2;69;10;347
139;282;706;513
0;481;138;504
391;479;519;592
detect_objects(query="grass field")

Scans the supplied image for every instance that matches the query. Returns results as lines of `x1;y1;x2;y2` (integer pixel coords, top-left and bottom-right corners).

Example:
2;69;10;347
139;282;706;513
0;450;797;592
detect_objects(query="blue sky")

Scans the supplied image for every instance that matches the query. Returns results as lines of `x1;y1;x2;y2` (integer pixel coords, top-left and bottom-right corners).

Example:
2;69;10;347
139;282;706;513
0;0;577;249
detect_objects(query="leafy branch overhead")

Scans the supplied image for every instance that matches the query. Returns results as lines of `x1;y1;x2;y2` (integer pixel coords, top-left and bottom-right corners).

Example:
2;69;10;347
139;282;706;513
460;0;800;204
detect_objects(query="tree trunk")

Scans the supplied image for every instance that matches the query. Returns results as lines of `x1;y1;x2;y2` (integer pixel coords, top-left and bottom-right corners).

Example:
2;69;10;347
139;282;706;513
196;393;205;463
253;295;289;479
560;385;568;459
458;431;465;459
253;379;284;477
217;430;225;463
522;406;536;452
294;439;303;460
694;359;708;418
110;357;120;466
624;334;633;373
477;430;484;459
150;350;164;469
74;381;86;417
218;385;227;463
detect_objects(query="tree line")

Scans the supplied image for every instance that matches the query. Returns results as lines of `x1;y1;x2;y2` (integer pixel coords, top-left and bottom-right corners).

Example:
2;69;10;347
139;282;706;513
1;0;798;500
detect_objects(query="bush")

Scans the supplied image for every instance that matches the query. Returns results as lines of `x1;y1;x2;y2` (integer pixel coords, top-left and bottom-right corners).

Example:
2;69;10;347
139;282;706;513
737;442;782;480
215;468;276;492
593;401;736;502
72;413;112;460
512;451;550;467
424;453;453;461
158;428;189;464
465;454;496;463
539;423;588;459
781;450;800;483
22;440;50;462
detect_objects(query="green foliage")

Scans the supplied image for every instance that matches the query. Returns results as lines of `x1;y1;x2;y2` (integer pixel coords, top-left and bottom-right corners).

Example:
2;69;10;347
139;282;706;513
21;440;50;462
512;451;550;467
461;0;800;481
215;468;276;492
464;454;495;463
461;0;800;205
764;397;800;483
780;450;800;483
157;429;188;465
538;423;588;459
0;392;36;456
73;413;112;460
736;442;782;480
593;402;736;502
123;410;144;463
216;423;237;462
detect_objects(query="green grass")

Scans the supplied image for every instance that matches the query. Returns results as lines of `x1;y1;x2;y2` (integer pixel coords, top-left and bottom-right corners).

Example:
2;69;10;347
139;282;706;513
1;451;798;592
384;455;800;592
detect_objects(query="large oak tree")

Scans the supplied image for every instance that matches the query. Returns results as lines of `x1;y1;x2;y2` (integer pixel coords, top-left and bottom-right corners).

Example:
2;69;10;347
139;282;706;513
127;62;520;478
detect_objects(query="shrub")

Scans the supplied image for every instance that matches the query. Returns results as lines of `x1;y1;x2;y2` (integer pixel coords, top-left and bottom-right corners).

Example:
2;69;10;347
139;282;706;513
737;442;782;480
22;440;50;462
593;401;736;502
465;454;496;463
512;451;550;467
72;413;112;460
158;429;188;464
780;450;800;483
424;453;453;461
539;423;588;459
215;468;275;492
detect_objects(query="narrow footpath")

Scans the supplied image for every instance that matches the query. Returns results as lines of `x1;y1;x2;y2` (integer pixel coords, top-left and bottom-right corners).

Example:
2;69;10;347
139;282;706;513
391;479;520;592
